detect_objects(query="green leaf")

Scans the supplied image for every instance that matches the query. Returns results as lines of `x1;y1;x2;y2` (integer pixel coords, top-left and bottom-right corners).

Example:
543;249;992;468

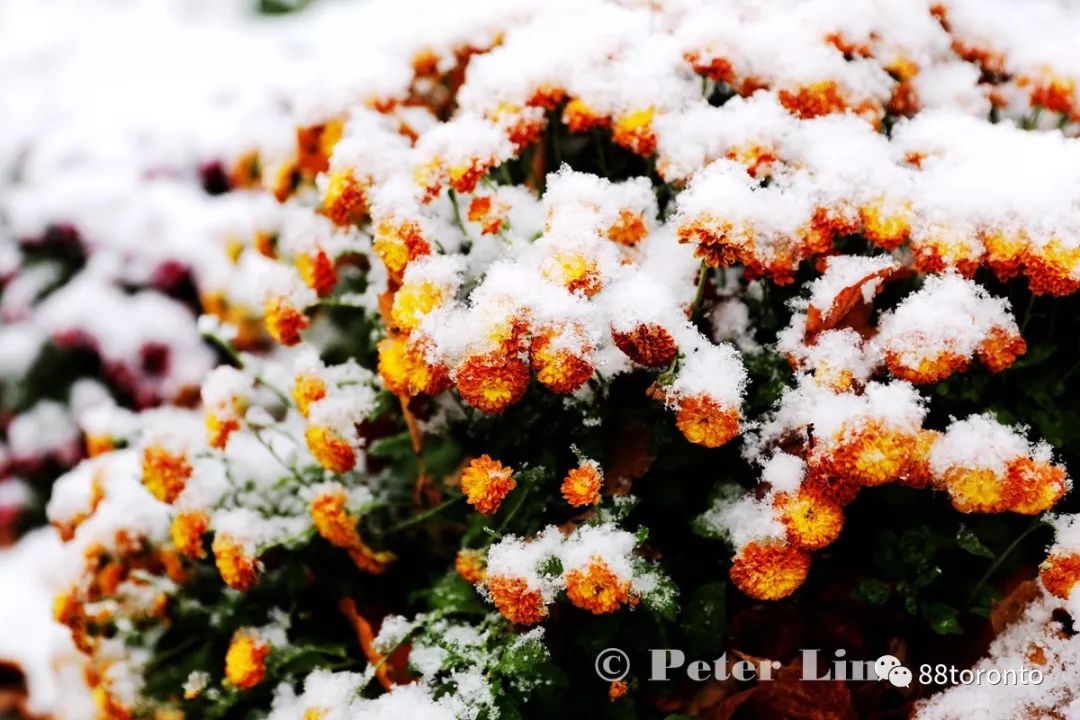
852;579;892;606
956;525;995;559
922;602;963;635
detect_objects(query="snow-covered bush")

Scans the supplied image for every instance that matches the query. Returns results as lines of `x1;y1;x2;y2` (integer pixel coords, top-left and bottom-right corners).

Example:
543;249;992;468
6;0;1080;718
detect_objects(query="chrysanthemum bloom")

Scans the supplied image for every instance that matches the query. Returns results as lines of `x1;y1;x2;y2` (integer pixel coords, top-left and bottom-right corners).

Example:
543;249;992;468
292;373;328;417
884;347;970;384
295;247;338;297
606;209;649;246
85;433;115;458
529;331;593;394
205;407;240;449
565;558;634;614
777;81;848;119
485;575;548;625
212;534;259;591
676;216;753;269
322;169;367;227
941;466;1012;513
225;628;270;691
454;350;530;414
372;220;432;275
467;195;508;235
910;232;984;277
725;143;778;179
390;280;446;332
141;446;192;504
608;680;629;702
1004;457;1068;515
377;335;449;397
171;511;209;559
1040;553;1080;599
611;107;657;157
897;429;940;489
1021;72;1077;117
460;455;517;515
611;323;678;367
983;230;1026;281
264;295;309;346
729;540;811;600
826;421;917;487
310;487;395;573
295;119;344;177
1024;240;1080;296
455;548;487;585
859;198;911;251
544;250;603;297
562;98;610;133
448;157;495;195
561;461;603;507
674;395;741;449
976;326;1027;373
774;490;844;550
305;425;357;474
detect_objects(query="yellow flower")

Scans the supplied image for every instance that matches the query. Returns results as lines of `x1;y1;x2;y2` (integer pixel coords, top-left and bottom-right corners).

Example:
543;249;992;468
206;411;240;450
565;558;634;614
305;425;357;474
390;280;445;332
292;374;328;417
460;455;516;515
455;548;487;585
141;446;192;504
171;511;209;559
225;628;270;691
295;247;338;297
310;487;395;574
264;295;308;346
212;534;259;591
774;490;844;550
611;107;656;157
322;169;367;227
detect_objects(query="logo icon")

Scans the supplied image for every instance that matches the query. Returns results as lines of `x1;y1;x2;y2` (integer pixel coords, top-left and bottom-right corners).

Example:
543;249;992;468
874;654;912;688
595;648;630;682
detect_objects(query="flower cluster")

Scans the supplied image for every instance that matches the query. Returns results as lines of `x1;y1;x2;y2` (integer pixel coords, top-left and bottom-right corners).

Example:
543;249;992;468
5;0;1080;718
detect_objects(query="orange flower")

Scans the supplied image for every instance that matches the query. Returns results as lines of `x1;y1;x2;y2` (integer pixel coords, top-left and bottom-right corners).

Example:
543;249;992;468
611;107;657;157
606;209;648;246
85;433;114;458
455;548;487;585
611;323;678;367
884;349;969;384
545;250;602;297
170;511;209;559
292;374;328;417
264;296;308;346
295;119;343;177
677;216;754;269
378;336;450;397
608;680;629;702
529;331;593;394
860;199;911;251
141;446;192;504
977;326;1027;373
486;575;547;625
373;220;432;275
305;425;357;474
561;462;603;507
730;540;811;601
1024;240;1080;296
206;412;240;450
310;488;395;573
562;98;610;133
455;351;530;414
225;628;270;691
565;558;633;614
774;490;844;550
1004;457;1068;515
827;422;916;487
212;534;259;591
778;81;848;119
984;230;1026;281
1040;553;1080;599
295;248;338;297
942;466;1012;513
322;169;367;227
674;395;741;449
460;455;516;514
899;429;940;489
467;195;507;235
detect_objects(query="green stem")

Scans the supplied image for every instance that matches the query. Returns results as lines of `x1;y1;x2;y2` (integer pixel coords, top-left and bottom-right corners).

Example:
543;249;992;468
448;188;473;253
386;496;464;534
964;519;1047;609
